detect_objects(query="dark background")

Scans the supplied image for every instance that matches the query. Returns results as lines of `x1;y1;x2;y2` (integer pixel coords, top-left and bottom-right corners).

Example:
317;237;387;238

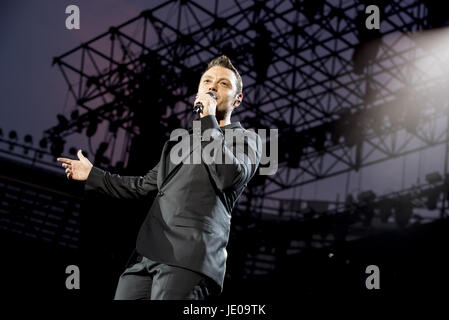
1;0;449;305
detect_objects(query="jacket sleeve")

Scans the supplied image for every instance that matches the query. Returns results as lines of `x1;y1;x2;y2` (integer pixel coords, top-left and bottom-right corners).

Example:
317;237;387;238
84;160;160;200
198;115;262;192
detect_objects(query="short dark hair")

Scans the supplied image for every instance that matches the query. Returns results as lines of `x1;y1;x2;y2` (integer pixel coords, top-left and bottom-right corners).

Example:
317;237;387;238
203;55;243;94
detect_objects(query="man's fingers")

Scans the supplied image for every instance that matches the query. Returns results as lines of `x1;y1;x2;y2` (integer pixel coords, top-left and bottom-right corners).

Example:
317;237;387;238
57;157;72;164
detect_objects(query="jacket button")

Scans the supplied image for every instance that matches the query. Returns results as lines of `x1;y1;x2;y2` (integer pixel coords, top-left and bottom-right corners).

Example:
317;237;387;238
158;191;164;196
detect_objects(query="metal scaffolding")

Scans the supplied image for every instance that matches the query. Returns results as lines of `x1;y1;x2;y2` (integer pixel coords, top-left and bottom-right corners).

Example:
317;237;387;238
43;0;449;195
2;0;449;284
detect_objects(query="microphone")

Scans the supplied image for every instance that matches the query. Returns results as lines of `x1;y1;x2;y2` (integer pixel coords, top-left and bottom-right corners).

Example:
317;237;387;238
193;92;216;114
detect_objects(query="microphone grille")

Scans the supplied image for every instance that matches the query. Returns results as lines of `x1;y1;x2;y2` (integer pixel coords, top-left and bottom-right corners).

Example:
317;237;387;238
207;92;217;99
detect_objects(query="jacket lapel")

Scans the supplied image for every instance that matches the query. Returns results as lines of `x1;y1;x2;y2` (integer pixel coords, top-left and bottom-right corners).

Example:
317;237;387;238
157;130;201;190
157;121;242;190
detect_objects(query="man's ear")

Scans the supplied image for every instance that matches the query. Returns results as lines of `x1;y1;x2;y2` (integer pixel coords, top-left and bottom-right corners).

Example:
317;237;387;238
233;92;243;107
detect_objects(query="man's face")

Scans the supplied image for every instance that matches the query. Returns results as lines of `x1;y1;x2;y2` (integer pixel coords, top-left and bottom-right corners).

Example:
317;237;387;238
198;66;242;114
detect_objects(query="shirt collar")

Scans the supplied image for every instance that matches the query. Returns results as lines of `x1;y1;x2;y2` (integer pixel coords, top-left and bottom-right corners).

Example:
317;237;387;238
187;121;243;133
220;122;242;130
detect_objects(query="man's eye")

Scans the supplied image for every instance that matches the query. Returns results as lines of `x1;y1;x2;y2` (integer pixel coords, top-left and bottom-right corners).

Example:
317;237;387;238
221;82;228;86
204;79;210;83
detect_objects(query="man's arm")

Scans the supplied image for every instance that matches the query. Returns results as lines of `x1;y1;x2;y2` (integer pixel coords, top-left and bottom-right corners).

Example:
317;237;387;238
198;115;262;192
84;160;160;200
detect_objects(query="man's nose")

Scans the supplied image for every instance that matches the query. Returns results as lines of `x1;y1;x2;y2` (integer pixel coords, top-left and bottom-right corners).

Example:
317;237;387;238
208;82;218;92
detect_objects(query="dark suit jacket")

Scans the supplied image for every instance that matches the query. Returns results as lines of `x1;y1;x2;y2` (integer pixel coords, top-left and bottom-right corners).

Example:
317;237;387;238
84;115;262;293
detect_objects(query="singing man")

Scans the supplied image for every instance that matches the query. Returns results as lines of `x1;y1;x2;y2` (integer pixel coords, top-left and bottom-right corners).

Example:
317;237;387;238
57;55;262;300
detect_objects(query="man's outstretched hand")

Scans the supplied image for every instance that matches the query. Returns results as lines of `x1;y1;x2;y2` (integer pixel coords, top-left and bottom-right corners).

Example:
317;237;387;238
57;149;93;181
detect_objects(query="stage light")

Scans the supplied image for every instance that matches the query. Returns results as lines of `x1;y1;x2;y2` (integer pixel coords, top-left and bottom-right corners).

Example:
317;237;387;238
50;136;65;158
393;197;413;228
426;189;440;210
378;199;393;223
57;114;69;128
357;191;376;227
8;131;17;151
425;172;442;184
9;130;17;140
345;194;355;206
307;200;328;214
329;121;343;145
310;124;327;152
95;142;110;166
357;190;376;203
361;206;375;227
279;130;302;168
39;137;48;149
334;109;361;149
24;134;33;144
86;117;99;137
23;134;33;155
279;199;302;215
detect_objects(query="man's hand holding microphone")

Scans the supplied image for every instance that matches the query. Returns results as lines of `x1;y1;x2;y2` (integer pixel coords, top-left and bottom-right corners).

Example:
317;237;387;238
193;91;217;117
